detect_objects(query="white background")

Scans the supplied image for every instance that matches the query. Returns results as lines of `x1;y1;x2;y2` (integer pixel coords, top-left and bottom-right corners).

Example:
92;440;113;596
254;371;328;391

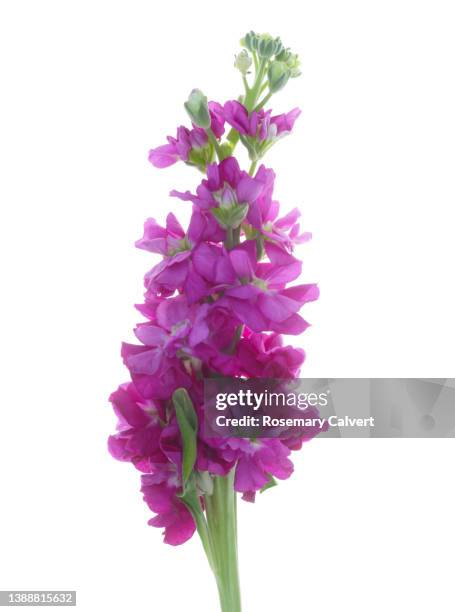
1;1;454;610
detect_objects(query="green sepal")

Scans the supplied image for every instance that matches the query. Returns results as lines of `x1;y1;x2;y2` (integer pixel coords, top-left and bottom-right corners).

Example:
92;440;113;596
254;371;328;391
211;203;249;230
187;145;214;172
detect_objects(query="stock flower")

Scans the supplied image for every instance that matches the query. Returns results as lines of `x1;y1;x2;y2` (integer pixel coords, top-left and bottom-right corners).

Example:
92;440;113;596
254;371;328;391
171;157;263;211
148;102;225;169
141;475;196;545
191;239;318;334
280;405;329;451
220;438;294;494
135;213;186;255
148;126;192;168
246;165;311;250
108;383;166;472
237;331;306;378
223;101;301;159
121;341;192;400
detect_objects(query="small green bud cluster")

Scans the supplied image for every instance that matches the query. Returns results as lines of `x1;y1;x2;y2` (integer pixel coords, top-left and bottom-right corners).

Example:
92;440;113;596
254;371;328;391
241;31;283;59
240;31;301;94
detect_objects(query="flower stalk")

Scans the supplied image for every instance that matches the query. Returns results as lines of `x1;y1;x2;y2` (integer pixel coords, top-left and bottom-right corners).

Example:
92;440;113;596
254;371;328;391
204;471;242;612
108;31;321;612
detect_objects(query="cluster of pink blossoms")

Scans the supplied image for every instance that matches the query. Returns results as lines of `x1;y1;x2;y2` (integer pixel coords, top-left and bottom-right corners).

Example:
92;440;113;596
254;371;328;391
109;95;322;545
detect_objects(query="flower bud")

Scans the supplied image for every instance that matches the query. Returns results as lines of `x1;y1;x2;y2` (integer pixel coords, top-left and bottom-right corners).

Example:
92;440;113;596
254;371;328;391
241;30;258;52
286;53;301;78
273;37;284;57
267;61;290;93
275;49;301;78
275;48;291;62
234;50;252;75
257;34;276;59
256;34;284;59
184;89;211;129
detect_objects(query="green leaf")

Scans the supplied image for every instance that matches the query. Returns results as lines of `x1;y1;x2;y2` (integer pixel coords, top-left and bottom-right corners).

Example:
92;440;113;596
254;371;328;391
173;388;198;487
260;474;277;494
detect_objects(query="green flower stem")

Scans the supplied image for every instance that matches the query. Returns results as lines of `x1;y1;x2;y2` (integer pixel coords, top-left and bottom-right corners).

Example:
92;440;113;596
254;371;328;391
204;471;242;612
244;58;268;111
226;58;270;156
224;224;241;251
181;489;216;572
252;51;259;72
207;127;223;161
227;127;241;148
249;160;257;176
255;90;272;111
225;227;234;250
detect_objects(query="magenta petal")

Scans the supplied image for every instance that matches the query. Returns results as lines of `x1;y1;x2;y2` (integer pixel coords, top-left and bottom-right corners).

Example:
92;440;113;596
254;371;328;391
237;176;263;203
193;243;220;281
156;298;189;330
215;253;236;284
125;346;162;375
148;144;179;168
271;107;302;135
187;210;206;244
135;218;167;254
134;324;167;346
170;189;197;204
141;479;196;546
229;249;254;279
234;456;269;492
162;511;196;546
109;384;150;428
275;207;301;229
184;269;209;303
223;101;250;135
166;213;184;237
258;293;300;322
257;440;294;480
209;101;225;138
265;261;302;285
281;284;320;303
265;242;298;266
226;298;268;332
272;313;310;335
188;318;210;346
225;285;260;299
219;157;242;187
206;162;221;190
